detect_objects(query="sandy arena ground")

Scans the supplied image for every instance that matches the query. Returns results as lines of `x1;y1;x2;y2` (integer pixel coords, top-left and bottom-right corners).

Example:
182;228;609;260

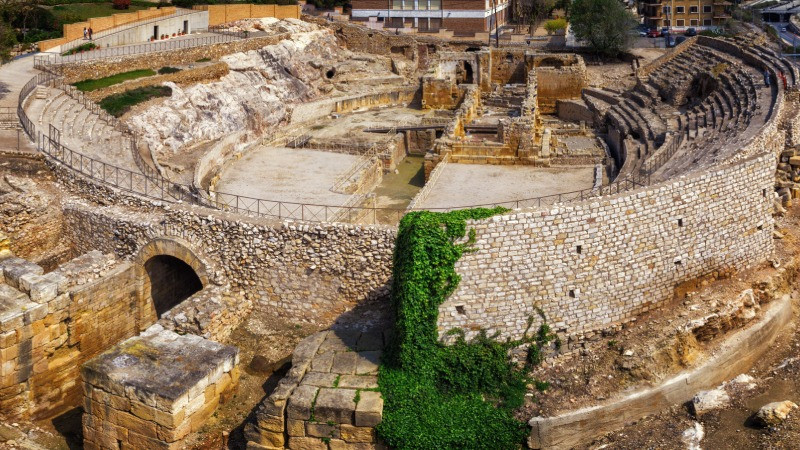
215;146;358;207
418;164;596;209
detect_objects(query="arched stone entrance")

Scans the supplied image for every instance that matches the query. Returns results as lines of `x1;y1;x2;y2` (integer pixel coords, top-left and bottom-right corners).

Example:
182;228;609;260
134;237;210;326
144;255;203;317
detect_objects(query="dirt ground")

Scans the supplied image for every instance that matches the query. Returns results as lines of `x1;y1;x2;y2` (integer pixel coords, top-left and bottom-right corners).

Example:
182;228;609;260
517;205;800;449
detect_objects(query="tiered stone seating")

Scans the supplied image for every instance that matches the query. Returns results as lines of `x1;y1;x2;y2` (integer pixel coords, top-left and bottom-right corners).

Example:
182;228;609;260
33;87;136;169
601;38;781;183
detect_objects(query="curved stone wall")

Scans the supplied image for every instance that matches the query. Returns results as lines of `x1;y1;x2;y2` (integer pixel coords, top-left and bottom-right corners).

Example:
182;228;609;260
438;151;776;342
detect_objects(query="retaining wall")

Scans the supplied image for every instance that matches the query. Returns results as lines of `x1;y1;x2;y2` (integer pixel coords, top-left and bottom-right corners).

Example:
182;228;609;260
438;152;776;342
61;201;396;326
193;4;301;26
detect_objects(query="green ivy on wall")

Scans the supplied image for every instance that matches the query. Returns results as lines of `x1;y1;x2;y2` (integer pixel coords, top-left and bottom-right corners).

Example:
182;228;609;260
376;208;556;449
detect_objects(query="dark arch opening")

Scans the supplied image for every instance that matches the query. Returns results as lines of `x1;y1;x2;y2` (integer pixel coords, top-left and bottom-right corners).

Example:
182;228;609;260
326;68;336;79
464;62;474;84
145;255;203;318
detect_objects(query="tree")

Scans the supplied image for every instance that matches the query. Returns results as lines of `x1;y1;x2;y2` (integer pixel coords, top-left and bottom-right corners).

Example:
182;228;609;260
0;19;16;63
514;0;556;34
569;0;638;57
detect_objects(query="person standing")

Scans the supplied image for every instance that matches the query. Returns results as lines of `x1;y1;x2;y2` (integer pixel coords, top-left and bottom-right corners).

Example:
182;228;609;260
88;27;93;40
83;27;87;40
764;68;771;87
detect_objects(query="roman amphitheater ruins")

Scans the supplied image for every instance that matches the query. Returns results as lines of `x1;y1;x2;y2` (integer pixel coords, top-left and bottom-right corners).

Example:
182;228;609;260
3;8;800;450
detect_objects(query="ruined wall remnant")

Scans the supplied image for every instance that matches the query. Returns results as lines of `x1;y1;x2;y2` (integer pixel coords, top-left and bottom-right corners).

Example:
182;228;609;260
0;249;144;420
81;325;240;449
533;54;587;114
438;152;776;344
62;202;396;327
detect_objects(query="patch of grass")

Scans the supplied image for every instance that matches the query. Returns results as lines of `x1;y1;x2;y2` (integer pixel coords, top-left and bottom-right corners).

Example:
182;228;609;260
62;42;96;55
157;66;181;75
195;57;211;62
50;2;146;25
99;85;171;117
72;69;156;91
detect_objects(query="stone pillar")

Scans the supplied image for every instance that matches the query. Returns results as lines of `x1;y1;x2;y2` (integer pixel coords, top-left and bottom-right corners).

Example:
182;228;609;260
81;325;239;450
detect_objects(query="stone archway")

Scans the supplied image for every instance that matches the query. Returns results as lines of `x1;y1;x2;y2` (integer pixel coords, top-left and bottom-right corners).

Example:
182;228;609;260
134;237;210;326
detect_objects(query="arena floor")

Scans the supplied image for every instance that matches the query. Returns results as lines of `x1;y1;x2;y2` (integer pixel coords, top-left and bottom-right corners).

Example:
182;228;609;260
418;164;596;209
215;146;358;206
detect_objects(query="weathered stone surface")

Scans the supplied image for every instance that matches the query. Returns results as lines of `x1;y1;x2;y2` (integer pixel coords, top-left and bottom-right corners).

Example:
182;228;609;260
338;375;378;390
755;401;798;427
355;391;384;427
691;388;731;416
287;385;318;420
314;388;357;424
287;436;328;450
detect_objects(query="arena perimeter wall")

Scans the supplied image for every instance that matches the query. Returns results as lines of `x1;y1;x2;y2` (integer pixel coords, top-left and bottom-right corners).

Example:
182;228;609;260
438;152;776;342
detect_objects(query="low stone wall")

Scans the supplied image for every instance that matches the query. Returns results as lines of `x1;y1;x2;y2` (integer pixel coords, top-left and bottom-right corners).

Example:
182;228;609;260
245;330;385;449
81;325;240;449
195;4;300;26
290;87;416;125
62;202;396;327
0;250;145;420
438;152;776;342
85;62;229;102
57;33;291;83
529;293;793;449
157;284;253;342
556;99;594;125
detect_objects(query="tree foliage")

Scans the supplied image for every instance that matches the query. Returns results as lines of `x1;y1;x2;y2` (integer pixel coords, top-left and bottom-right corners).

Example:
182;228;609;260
569;0;638;57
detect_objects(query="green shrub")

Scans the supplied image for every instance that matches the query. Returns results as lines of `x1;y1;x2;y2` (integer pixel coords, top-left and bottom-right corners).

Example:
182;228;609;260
544;18;567;34
376;209;557;449
72;69;156;91
99;85;172;117
158;66;181;75
62;42;96;56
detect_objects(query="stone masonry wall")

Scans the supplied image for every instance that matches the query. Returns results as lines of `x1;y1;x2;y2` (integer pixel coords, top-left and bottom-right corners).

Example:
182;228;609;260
438;153;776;343
57;33;291;83
62;202;396;327
0;250;143;420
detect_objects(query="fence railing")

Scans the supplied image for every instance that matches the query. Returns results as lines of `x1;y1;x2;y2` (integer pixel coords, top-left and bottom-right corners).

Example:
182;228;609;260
38;32;244;66
19;60;660;224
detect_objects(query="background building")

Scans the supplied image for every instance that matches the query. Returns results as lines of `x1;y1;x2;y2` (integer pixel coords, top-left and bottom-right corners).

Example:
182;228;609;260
641;0;732;31
350;0;509;35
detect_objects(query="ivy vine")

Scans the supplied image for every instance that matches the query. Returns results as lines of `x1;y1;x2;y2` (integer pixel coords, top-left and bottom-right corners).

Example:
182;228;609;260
376;208;556;449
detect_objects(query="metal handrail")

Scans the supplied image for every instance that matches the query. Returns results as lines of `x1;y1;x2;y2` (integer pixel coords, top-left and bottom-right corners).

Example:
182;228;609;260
18;66;655;224
40;32;243;66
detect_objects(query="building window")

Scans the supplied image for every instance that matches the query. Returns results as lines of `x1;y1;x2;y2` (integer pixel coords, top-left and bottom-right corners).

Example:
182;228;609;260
430;0;441;10
703;5;712;12
703;18;712;25
690;6;698;13
663;5;671;13
676;19;685;26
676;6;684;13
690;19;698;26
392;0;402;10
418;0;427;10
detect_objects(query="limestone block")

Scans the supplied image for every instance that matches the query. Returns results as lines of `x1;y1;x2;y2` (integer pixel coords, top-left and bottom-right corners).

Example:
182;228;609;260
355;391;383;427
288;436;328;450
314;388;356;424
338;375;378;389
305;421;339;438
340;424;375;443
0;258;42;289
287;384;318;420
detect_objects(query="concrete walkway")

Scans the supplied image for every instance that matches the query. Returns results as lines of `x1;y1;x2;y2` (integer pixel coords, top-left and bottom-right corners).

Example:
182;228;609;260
0;55;36;109
43;32;242;64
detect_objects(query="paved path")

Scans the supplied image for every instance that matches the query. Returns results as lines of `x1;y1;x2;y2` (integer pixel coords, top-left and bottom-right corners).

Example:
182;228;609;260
0;56;36;108
42;32;240;64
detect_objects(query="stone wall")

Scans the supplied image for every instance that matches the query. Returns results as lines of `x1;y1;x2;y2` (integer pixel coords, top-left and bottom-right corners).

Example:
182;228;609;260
534;55;587;114
62;202;396;327
57;33;291;83
85;63;229;102
0;250;145;420
490;47;528;85
81;325;240;449
0;175;71;269
438;152;776;343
